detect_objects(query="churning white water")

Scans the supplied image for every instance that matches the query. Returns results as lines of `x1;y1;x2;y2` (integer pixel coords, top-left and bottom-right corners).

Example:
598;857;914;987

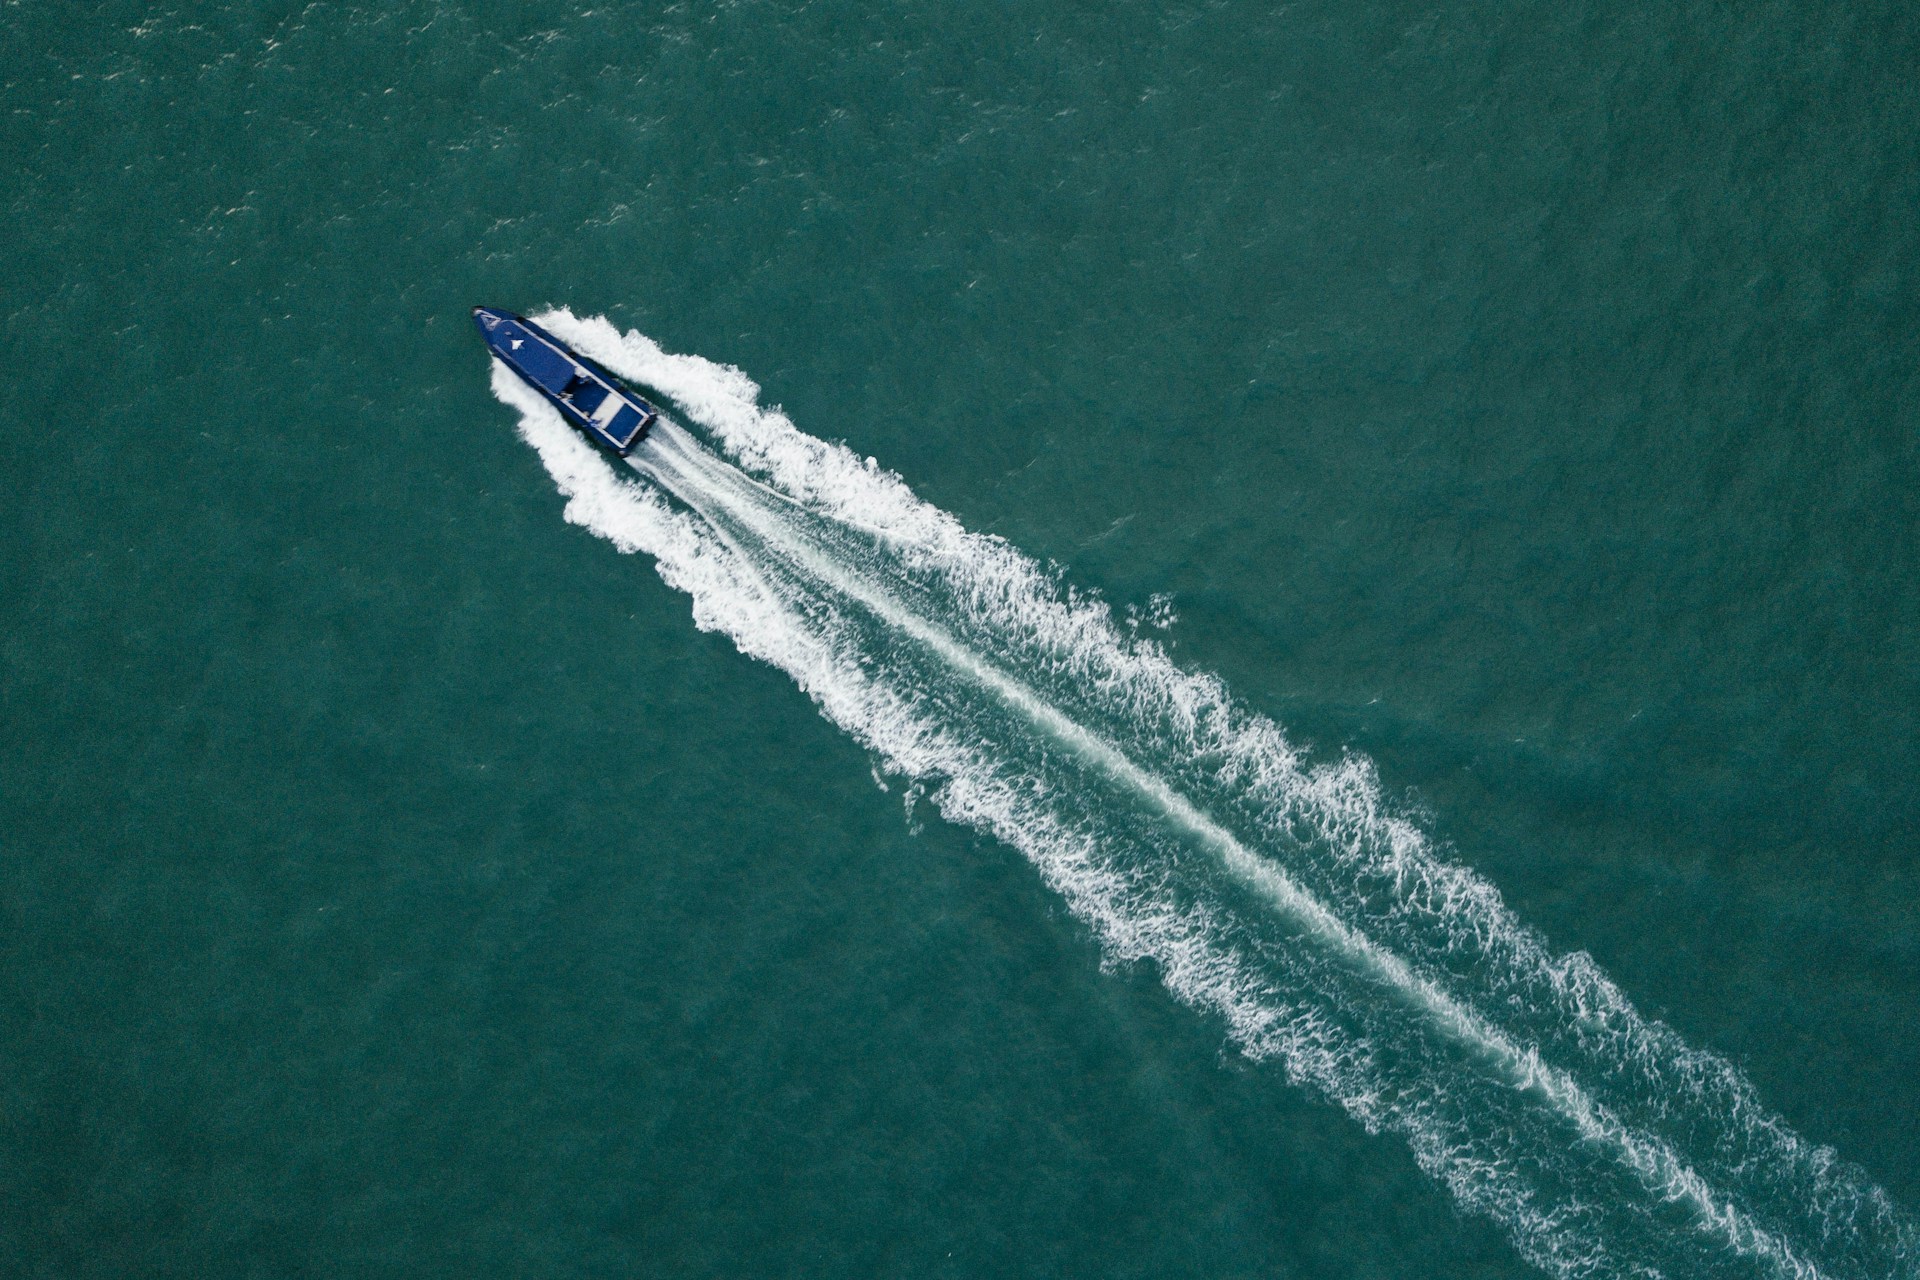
488;312;1914;1280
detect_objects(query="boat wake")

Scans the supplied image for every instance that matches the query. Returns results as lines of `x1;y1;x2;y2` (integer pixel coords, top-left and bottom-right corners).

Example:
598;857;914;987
488;311;1915;1280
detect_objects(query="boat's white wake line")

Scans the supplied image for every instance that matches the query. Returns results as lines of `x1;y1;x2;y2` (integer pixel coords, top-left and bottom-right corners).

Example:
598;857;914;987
487;319;1916;1280
640;425;1815;1271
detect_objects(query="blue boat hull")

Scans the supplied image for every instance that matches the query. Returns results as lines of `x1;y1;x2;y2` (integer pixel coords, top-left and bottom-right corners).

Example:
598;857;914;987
472;307;658;454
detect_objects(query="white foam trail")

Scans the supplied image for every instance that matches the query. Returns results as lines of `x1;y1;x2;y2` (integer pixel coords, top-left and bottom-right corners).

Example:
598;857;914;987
486;317;1917;1280
640;424;1806;1275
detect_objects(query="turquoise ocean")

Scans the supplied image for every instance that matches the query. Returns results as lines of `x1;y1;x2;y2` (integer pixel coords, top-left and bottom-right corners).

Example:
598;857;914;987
3;4;1917;1277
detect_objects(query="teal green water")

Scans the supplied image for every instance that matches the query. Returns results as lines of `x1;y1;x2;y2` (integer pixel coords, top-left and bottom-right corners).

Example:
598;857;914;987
4;3;1917;1277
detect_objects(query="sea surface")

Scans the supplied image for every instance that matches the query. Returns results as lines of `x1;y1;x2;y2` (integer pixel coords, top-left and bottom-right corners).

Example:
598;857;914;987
3;4;1917;1278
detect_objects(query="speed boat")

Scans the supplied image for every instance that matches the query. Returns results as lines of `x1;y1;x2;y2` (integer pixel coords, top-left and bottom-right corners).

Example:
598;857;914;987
472;307;658;454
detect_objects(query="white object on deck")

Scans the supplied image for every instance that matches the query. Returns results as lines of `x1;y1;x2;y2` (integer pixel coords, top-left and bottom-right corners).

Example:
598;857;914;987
591;393;623;425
